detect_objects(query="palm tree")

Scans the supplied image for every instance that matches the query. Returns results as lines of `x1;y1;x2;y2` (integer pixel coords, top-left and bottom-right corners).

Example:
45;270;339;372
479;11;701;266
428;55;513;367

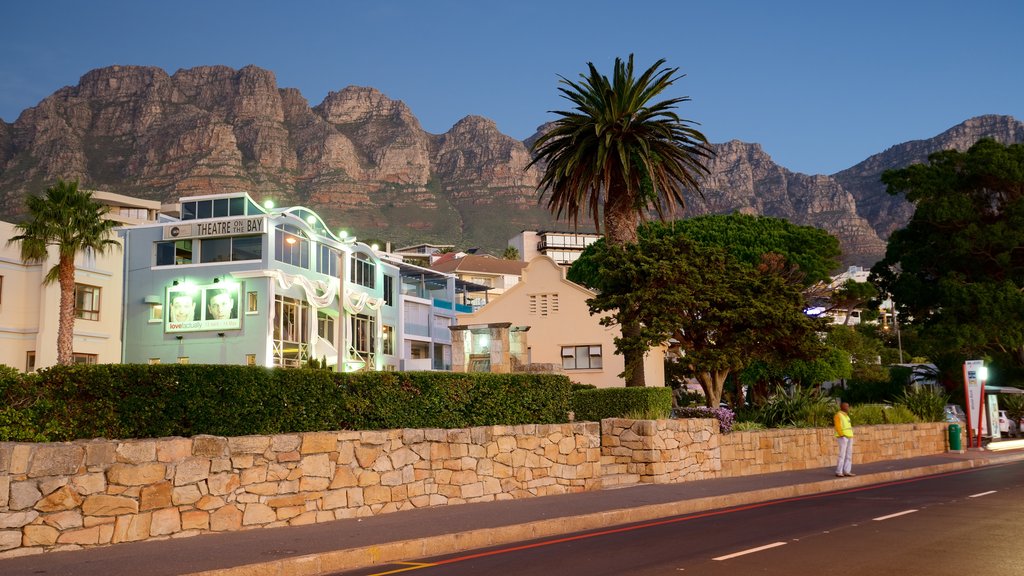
8;180;120;365
530;55;712;386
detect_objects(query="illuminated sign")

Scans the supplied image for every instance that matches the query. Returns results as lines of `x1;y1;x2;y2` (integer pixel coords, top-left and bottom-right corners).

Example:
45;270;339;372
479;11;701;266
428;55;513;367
165;282;243;333
163;217;265;240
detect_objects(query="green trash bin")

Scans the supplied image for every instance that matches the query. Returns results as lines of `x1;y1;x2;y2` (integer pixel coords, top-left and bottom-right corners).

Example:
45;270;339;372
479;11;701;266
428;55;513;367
948;423;962;451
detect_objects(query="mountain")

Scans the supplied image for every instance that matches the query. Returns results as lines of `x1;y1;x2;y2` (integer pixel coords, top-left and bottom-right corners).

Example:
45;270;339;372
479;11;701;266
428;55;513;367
1;65;1021;266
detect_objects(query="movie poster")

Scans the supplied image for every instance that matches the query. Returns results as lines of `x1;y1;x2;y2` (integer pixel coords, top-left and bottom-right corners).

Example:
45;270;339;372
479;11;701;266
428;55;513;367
165;282;242;333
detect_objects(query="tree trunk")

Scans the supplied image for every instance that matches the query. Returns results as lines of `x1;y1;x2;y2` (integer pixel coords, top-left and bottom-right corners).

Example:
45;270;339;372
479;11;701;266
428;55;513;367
696;369;730;407
604;190;644;387
57;255;76;365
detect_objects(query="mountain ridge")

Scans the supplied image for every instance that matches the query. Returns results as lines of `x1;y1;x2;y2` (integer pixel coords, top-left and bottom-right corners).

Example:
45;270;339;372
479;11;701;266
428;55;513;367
1;65;1021;266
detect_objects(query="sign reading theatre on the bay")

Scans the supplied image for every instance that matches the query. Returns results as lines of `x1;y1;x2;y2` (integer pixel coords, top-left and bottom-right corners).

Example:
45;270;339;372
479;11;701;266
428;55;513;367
162;216;265;241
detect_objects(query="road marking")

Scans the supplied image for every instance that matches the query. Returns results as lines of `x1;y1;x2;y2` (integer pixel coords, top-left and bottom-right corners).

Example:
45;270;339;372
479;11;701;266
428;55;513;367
713;542;787;561
365;562;438;575
873;509;918;521
969;490;997;498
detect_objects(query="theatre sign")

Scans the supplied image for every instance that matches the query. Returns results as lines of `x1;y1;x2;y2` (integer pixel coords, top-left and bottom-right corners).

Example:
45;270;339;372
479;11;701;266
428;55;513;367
163;216;266;240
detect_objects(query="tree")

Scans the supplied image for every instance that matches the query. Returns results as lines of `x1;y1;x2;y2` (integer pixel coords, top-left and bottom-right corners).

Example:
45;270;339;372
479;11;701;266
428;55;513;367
7;181;119;365
870;139;1024;371
529;54;712;386
829;280;879;325
501;246;520;260
571;220;830;407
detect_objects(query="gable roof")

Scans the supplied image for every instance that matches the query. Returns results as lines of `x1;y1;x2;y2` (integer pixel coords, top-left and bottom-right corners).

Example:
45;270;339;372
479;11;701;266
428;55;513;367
430;254;527;276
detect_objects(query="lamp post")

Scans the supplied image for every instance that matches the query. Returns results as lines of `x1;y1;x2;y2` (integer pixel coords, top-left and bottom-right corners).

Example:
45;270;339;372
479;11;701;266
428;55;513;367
893;307;904;364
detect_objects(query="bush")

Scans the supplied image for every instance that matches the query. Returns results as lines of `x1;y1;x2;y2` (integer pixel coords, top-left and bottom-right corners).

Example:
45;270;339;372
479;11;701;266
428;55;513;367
674;406;736;433
896;386;948;422
849;404;887;425
571;387;673;422
731;420;766;432
0;365;576;441
756;386;836;428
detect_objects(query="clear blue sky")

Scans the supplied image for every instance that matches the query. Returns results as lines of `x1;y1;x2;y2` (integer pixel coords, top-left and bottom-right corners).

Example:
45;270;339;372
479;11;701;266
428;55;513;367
3;1;1021;175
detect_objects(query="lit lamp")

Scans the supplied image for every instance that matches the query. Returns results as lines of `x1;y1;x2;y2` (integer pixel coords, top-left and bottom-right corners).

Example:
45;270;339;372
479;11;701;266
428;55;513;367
263;200;275;209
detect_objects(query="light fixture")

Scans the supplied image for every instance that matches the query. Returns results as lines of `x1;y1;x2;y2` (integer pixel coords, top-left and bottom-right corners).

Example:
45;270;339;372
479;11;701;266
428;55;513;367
306;215;317;225
286;237;297;245
263;200;275;209
371;243;380;251
213;277;220;284
176;335;183;340
218;333;225;338
172;280;179;286
338;230;348;238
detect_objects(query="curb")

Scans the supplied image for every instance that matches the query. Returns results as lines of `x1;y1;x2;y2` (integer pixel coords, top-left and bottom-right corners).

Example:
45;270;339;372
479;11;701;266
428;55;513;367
185;457;994;576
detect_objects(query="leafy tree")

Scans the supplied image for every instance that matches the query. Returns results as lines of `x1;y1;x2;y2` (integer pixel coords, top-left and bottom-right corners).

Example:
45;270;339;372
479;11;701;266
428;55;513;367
826;325;888;382
572;220;828;407
8;181;119;365
829;280;879;325
501;246;520;260
530;55;712;386
870;139;1024;371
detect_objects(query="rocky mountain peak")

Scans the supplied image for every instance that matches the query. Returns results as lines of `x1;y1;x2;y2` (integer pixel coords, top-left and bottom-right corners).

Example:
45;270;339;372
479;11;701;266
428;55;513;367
315;86;419;128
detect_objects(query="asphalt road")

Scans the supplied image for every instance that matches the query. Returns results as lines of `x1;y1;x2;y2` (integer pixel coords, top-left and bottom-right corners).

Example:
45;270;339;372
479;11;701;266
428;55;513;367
334;461;1024;576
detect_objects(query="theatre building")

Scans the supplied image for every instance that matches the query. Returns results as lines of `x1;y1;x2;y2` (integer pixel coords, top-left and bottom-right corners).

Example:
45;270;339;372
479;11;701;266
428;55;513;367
120;192;392;370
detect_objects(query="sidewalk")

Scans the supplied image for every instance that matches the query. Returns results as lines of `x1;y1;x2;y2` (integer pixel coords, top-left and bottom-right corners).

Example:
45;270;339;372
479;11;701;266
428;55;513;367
3;446;1023;576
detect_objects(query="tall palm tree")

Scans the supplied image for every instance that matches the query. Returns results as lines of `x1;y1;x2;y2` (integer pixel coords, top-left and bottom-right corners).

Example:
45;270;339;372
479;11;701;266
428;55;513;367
8;180;120;365
530;55;712;386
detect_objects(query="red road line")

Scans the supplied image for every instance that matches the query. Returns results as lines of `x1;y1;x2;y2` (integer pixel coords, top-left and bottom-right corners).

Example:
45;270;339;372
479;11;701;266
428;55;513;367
430;466;986;567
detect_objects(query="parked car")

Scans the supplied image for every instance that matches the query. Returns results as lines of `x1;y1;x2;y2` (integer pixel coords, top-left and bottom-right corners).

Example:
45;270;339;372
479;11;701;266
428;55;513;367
998;410;1019;437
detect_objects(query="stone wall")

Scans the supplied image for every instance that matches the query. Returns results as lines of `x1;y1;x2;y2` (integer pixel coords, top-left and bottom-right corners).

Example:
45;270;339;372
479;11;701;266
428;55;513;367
0;420;949;557
0;424;601;558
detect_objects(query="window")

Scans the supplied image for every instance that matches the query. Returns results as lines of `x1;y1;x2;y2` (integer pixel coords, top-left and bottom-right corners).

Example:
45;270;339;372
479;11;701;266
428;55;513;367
26;351;35;373
231;236;262;261
350;253;375;288
245;354;257;366
200;237;232;263
350;313;375;355
561;345;602;370
148;358;161;365
246;291;259;314
75;284;101;321
149;304;163;323
156;240;193;265
275;225;309;268
529;294;559;317
383;275;394;306
317;245;338;276
317;311;336;346
274;295;308;343
178;357;190;364
73;353;98;365
382;325;395;356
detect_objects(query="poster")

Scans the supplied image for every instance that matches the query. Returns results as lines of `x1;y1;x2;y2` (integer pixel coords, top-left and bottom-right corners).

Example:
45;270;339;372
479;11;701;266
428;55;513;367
165;282;242;333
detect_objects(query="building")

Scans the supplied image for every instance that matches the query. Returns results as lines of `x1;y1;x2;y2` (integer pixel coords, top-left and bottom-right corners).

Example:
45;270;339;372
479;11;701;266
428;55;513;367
120;192;393;370
453;256;665;388
430;254;526;310
509;230;602;266
389;243;455;267
0;191;161;372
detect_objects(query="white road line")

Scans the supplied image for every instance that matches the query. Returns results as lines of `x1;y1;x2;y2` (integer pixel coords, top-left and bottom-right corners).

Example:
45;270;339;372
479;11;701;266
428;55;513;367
969;490;997;498
713;542;787;561
873;509;918;521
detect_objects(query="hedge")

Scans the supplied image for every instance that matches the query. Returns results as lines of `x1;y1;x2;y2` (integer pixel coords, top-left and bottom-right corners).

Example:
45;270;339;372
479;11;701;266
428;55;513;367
0;364;575;442
571;386;673;421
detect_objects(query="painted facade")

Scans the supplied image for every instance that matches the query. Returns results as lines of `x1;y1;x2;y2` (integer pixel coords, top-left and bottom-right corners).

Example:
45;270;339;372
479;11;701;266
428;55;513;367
454;256;665;388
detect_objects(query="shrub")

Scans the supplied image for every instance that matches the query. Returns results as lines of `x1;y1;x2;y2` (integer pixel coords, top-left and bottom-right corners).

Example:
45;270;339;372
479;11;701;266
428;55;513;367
731;420;766;432
849;404;887;425
674;406;736;433
571;387;673;422
757;386;836;428
883;405;920;424
896;386;948;422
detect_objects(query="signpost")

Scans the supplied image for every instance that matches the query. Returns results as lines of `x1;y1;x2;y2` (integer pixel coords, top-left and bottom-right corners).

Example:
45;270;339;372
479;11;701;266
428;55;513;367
963;360;986;447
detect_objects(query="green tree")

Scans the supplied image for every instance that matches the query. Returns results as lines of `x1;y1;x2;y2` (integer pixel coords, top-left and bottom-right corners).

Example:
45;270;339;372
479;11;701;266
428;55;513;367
530;55;712;386
829;280;879;325
7;181;119;365
870;139;1024;370
572;220;829;407
501;246;520;260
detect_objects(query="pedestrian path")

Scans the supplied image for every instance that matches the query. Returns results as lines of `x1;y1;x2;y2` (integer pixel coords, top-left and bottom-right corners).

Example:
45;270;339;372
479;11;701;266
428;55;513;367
3;448;1022;576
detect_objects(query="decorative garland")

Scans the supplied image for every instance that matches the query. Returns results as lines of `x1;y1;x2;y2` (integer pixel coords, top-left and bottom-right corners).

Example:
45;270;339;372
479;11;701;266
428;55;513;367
343;289;383;315
274;271;338;308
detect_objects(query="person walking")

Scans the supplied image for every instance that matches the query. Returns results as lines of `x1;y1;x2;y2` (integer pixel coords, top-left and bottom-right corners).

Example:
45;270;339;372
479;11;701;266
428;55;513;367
834;402;855;477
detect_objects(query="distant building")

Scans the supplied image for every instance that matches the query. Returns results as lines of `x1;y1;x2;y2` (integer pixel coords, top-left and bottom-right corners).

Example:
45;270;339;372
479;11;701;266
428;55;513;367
509;230;601;266
0;191;160;372
453;256;665;388
430;253;526;310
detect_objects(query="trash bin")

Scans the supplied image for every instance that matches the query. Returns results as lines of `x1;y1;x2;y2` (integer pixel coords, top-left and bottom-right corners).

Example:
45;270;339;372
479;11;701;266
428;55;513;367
948;423;962;451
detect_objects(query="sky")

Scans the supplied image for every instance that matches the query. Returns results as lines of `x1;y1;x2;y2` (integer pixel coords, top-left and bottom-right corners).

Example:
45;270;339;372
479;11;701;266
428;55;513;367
2;1;1022;175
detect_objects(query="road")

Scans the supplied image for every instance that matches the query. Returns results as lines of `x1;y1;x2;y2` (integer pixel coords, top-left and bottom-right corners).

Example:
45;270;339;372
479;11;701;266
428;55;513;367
334;461;1024;576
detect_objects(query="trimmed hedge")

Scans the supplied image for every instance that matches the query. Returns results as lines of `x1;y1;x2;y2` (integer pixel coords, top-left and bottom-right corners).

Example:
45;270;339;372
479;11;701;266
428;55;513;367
571;386;673;421
0;364;575;442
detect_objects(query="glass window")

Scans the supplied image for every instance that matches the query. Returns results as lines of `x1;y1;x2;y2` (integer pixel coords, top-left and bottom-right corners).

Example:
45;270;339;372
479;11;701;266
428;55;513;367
213;198;229;218
317;245;338;276
245;354;257;366
156;240;193;266
350;253;375;288
75;284;101;321
26;351;35;373
231;236;262;261
350;313;375;355
196;200;212;219
317;311;336;346
561;345;602;370
246;291;259;314
200;237;232;263
178;357;190;364
181;202;196;220
247;198;261;215
275;225;309;268
149;304;163;323
230;196;245;216
383;275;394;307
273;295;309;368
382;325;395;356
148;358;160;365
73;353;98;365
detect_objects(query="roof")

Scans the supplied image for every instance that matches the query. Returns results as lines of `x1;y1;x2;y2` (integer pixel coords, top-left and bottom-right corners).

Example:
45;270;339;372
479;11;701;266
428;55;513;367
430;254;527;276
